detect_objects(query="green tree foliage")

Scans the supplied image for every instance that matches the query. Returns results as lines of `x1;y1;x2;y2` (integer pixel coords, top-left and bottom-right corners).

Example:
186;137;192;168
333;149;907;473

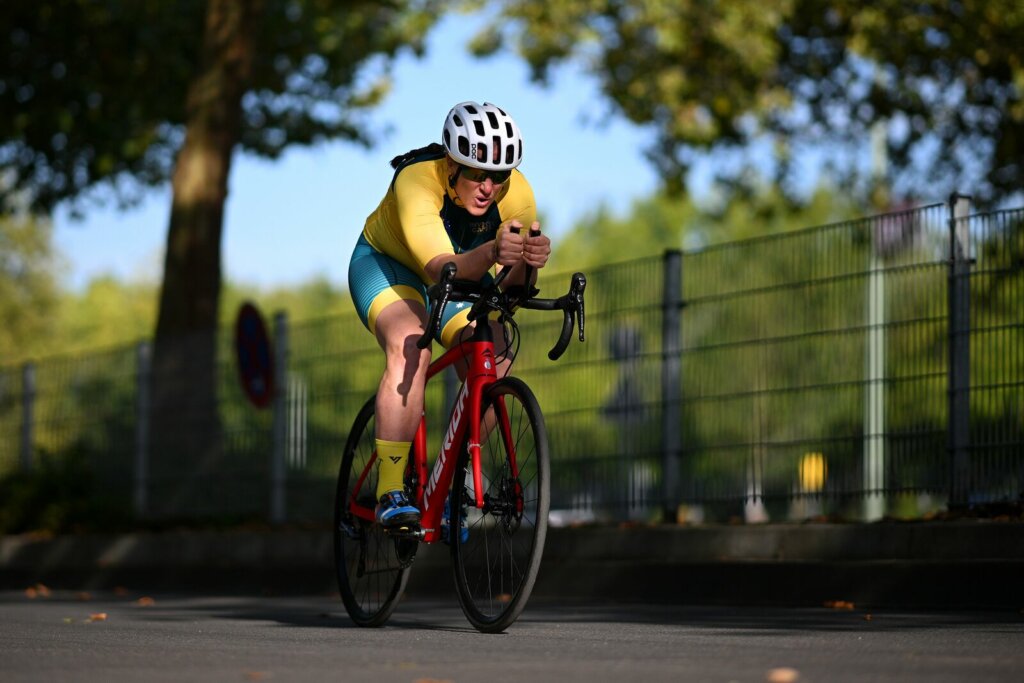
56;276;158;354
1;0;442;216
552;183;859;270
551;194;697;268
223;276;350;326
1;0;444;479
473;0;1024;205
0;213;61;363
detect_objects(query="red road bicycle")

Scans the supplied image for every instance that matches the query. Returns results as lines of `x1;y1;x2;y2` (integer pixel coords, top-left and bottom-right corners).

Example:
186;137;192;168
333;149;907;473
334;257;586;633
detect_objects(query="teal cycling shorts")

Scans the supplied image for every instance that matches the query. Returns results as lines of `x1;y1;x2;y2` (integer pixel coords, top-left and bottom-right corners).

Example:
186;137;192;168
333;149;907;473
348;234;474;346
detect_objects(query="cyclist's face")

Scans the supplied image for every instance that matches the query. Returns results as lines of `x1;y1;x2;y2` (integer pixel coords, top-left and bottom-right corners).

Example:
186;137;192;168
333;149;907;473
447;159;505;216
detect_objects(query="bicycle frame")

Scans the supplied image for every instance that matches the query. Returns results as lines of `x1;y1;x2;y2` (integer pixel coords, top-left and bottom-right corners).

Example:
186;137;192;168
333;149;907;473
346;320;517;544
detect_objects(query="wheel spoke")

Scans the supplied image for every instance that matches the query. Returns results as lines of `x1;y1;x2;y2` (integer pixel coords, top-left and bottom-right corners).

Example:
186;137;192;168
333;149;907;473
333;395;412;627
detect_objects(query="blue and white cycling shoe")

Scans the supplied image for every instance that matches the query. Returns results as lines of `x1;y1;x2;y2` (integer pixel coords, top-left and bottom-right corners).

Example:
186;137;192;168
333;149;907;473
376;490;420;528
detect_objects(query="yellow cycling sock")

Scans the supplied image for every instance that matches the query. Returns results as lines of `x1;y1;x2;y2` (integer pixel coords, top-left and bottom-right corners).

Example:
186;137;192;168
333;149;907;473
375;439;411;500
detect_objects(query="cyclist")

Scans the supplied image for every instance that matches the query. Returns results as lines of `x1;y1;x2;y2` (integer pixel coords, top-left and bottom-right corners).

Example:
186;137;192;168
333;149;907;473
348;101;551;529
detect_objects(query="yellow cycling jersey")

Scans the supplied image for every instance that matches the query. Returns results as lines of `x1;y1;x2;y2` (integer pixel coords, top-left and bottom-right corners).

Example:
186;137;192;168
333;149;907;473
361;154;537;283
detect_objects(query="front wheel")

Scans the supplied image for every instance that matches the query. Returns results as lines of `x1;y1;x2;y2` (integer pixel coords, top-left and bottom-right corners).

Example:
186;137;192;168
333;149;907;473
451;377;550;633
334;395;414;627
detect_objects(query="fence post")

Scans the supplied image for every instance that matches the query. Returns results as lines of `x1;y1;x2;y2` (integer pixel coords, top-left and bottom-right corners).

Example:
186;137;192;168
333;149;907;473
134;342;151;516
863;245;887;521
661;250;683;522
271;311;289;524
20;362;35;473
948;193;972;508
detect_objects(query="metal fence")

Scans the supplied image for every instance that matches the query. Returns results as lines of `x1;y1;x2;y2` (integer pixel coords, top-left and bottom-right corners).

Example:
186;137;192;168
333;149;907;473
1;196;1021;526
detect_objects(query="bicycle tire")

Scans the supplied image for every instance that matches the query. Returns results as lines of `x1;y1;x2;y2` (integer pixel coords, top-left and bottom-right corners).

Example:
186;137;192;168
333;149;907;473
334;395;414;627
450;377;550;633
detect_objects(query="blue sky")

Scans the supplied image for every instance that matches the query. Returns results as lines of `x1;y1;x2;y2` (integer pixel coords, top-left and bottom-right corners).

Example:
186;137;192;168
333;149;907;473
52;12;664;291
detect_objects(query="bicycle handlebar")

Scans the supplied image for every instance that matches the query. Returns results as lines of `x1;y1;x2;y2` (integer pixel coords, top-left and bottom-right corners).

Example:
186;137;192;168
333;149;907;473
415;261;587;361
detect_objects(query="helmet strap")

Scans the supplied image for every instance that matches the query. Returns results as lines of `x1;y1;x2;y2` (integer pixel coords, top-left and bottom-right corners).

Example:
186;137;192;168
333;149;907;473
447;165;462;189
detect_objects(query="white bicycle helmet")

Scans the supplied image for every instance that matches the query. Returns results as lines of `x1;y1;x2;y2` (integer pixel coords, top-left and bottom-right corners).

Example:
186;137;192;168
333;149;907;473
442;101;523;171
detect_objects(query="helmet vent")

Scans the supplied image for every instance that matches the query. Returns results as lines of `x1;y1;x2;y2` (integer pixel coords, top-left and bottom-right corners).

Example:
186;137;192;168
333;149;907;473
442;101;522;170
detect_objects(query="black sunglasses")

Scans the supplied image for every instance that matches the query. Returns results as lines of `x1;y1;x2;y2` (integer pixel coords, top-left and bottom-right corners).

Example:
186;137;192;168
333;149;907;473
458;165;512;184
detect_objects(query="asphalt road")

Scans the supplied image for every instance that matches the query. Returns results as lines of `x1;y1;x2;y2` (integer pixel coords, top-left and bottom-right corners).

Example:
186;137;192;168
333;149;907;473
2;590;1022;682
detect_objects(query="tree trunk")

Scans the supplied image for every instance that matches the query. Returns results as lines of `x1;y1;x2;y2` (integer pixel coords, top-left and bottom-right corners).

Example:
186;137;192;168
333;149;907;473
148;0;259;518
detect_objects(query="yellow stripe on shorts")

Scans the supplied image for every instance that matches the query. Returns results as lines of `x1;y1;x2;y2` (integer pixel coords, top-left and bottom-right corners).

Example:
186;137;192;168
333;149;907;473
367;285;425;337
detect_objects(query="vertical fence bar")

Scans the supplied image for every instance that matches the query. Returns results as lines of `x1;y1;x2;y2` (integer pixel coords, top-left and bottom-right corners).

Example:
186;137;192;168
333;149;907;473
948;193;972;507
271;311;289;524
134;342;152;517
863;246;886;521
661;250;683;522
19;362;35;473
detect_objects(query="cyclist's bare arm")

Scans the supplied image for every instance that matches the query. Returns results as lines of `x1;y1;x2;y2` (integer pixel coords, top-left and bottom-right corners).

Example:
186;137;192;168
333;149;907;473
423;220;549;287
424;242;496;283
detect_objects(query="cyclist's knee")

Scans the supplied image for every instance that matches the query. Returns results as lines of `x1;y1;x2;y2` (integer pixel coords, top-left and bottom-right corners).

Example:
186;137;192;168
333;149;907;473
382;334;428;371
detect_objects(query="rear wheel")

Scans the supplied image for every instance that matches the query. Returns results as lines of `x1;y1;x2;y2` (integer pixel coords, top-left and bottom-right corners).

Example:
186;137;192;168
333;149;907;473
451;377;550;633
334;395;414;627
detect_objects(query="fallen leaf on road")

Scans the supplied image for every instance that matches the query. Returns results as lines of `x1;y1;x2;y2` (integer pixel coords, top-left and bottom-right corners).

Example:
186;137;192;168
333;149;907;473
26;583;52;599
243;671;270;681
767;667;800;682
76;592;92;601
823;600;855;610
136;596;155;607
87;613;108;622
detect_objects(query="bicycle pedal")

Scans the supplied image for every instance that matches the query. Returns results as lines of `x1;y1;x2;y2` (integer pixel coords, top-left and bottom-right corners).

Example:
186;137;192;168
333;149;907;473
384;524;423;539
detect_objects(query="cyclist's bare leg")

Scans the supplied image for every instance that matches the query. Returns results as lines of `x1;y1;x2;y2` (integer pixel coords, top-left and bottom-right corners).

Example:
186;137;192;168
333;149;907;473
373;299;432;442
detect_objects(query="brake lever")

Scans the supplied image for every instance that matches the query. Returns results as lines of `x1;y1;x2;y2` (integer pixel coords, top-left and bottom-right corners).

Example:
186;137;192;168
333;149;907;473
547;272;588;361
571;272;586;342
417;262;456;349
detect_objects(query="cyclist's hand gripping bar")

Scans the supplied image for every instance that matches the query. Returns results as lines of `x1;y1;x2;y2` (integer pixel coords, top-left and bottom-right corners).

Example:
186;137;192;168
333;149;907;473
416;261;457;349
510;225;542;291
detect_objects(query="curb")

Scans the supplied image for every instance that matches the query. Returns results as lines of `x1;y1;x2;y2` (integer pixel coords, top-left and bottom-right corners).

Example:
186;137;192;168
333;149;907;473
3;522;1022;608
